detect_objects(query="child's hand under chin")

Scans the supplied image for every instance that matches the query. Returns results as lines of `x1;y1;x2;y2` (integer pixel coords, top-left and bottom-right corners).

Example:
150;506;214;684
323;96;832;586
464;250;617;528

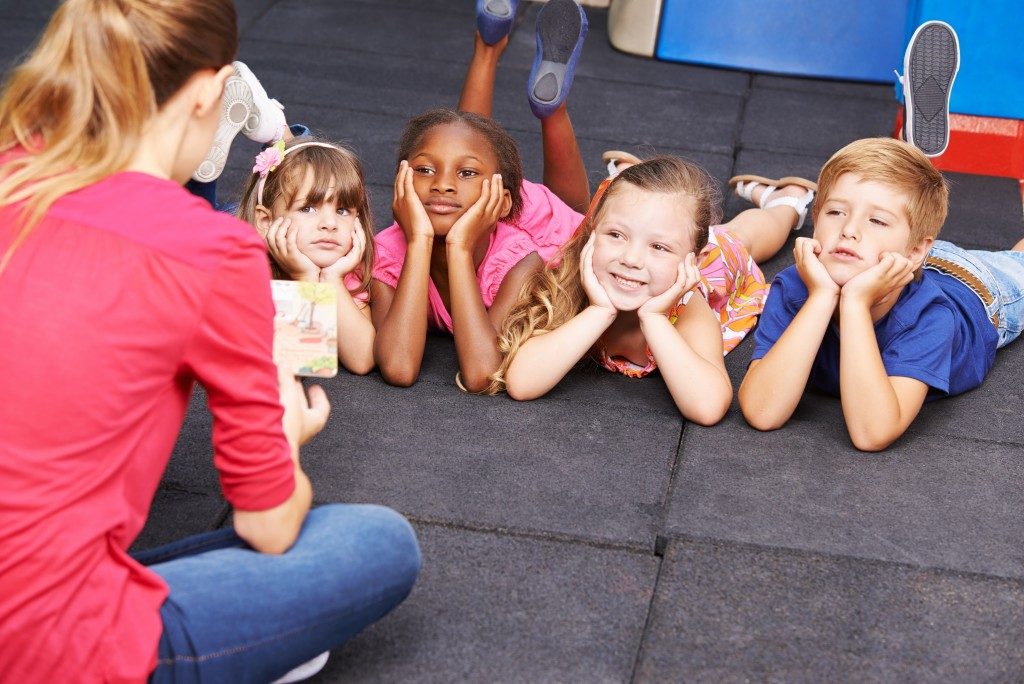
581;233;616;314
263;216;320;282
841;251;915;308
392;160;434;242
319;221;366;283
794;237;839;299
446;174;506;249
638;252;701;320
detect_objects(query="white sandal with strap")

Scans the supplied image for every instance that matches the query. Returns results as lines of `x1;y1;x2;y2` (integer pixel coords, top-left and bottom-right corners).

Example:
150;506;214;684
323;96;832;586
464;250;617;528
729;174;818;232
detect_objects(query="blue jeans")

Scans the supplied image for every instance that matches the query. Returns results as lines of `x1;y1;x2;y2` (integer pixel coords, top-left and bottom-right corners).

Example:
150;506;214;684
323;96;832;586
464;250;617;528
133;504;420;683
928;240;1024;348
187;124;312;214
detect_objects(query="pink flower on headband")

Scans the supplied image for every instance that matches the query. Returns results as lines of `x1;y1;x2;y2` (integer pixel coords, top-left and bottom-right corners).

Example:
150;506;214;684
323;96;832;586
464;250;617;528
253;139;287;178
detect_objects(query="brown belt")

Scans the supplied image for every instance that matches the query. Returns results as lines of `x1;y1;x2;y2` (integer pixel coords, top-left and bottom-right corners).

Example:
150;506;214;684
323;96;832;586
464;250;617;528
925;255;999;327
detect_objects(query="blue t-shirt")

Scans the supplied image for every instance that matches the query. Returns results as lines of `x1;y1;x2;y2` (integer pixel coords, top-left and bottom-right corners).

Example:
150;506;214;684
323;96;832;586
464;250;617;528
751;265;999;399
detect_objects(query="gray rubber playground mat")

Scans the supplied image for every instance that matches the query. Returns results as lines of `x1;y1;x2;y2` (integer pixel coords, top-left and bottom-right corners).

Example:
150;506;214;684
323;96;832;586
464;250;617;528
666;411;1024;578
636;537;1024;682
303;366;681;550
312;523;658;683
6;0;1024;680
741;86;901;156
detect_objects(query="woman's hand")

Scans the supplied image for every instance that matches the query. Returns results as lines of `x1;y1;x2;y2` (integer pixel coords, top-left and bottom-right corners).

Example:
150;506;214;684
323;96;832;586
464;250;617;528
638;252;701;320
264;217;320;281
392;160;433;242
277;364;330;457
446;174;505;249
580;233;617;313
319;220;366;283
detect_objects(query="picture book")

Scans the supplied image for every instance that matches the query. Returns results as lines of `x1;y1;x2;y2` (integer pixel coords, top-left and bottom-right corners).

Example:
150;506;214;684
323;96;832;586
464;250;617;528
271;280;338;378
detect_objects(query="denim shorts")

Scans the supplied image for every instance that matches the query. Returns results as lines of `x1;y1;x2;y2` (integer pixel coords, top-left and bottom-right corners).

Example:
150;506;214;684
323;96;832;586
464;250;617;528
926;240;1024;348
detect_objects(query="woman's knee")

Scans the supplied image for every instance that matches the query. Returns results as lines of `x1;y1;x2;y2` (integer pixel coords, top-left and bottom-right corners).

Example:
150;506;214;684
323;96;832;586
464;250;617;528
307;504;421;594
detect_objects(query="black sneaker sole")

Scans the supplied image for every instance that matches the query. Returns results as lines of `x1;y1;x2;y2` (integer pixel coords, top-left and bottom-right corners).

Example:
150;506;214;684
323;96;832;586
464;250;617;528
904;21;959;157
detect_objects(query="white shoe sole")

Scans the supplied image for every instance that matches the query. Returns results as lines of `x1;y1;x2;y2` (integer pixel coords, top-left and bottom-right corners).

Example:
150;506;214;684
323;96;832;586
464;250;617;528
191;75;254;183
271;651;329;684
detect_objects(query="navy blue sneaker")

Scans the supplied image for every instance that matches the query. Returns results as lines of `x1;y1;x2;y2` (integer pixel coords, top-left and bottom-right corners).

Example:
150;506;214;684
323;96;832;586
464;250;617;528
527;0;587;119
899;20;960;157
476;0;519;45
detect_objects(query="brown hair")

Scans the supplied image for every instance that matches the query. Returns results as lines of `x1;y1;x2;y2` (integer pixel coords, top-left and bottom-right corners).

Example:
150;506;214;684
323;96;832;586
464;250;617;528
815;137;948;244
0;0;238;272
396;108;525;221
486;155;721;394
237;137;375;297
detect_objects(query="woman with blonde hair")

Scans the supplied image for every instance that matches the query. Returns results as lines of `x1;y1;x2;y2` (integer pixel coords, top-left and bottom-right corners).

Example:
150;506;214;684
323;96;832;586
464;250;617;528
0;1;418;681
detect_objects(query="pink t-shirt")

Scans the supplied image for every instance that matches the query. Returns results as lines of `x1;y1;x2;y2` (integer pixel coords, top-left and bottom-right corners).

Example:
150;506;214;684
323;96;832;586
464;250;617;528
0;166;295;682
372;180;583;331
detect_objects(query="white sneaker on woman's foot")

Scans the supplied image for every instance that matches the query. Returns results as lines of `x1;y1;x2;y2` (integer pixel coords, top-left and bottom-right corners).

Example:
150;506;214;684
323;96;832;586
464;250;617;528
190;61;285;183
271;651;329;684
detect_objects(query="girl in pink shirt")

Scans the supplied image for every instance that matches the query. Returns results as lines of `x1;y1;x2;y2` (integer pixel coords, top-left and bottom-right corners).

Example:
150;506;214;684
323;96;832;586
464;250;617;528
370;0;590;391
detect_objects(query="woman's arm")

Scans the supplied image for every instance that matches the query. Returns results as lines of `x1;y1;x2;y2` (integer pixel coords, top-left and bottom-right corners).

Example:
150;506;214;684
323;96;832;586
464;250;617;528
233;368;327;554
372;162;434;386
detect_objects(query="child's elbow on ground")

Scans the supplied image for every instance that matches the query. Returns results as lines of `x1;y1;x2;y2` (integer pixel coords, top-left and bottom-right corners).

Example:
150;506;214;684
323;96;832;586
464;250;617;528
344;358;376;376
739;403;786;432
505;382;536;402
379;365;419;387
686;399;730;427
848;429;899;453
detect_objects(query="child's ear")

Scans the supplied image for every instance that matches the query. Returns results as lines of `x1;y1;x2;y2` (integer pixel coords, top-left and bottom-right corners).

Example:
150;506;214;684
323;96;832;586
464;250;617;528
254;204;274;238
498;188;513;220
907;235;934;269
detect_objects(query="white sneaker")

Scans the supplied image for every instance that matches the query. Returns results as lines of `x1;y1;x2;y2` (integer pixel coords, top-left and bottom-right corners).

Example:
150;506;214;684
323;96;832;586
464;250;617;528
271;651;329;684
191;62;285;183
232;61;286;144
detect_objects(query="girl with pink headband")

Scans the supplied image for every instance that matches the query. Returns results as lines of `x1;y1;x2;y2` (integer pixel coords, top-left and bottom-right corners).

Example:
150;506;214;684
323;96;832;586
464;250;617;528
236;133;378;375
189;62;377;375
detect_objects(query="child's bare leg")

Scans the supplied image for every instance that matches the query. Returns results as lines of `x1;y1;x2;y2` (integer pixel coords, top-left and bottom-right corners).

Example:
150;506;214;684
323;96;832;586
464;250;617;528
1013;237;1024;251
458;33;508;118
541;104;589;213
724;184;809;263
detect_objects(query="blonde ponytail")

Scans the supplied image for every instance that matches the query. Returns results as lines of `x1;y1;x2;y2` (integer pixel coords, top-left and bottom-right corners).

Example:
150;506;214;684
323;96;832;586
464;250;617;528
0;0;238;272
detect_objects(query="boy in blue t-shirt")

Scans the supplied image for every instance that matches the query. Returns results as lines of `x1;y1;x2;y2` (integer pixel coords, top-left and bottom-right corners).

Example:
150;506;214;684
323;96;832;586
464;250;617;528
739;137;1024;451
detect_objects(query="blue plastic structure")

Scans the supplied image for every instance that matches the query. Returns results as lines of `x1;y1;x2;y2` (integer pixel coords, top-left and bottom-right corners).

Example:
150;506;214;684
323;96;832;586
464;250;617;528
655;0;911;83
903;0;1024;119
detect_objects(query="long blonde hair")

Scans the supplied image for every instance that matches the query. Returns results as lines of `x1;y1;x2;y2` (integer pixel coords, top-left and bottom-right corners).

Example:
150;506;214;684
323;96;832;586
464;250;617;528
0;0;237;272
236;137;376;297
487;156;721;394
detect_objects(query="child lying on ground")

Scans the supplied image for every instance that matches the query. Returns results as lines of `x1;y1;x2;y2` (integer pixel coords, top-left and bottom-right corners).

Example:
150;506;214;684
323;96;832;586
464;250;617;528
492;155;815;425
739;136;1024;450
